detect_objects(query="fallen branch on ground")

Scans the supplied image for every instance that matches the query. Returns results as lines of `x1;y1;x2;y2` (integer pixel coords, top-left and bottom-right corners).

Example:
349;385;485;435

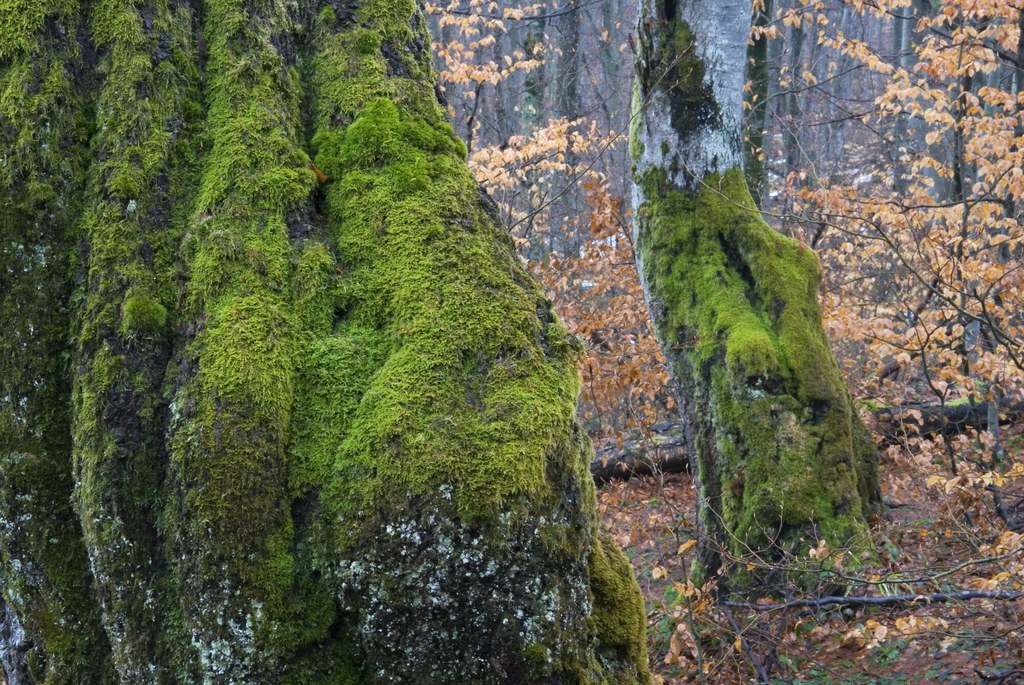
590;422;689;483
871;396;1024;445
976;667;1024;683
723;589;1024;612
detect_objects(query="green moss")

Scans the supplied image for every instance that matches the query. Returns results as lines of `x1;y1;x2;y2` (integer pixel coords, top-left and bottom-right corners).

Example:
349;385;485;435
288;327;387;498
120;294;168;337
308;92;582;521
5;0;650;677
0;453;117;683
588;533;650;684
0;0;86;198
629;80;645;160
66;0;209;677
297;0;651;678
156;0;318;673
292;243;341;333
315;5;336;26
635;166;879;566
0;0;118;680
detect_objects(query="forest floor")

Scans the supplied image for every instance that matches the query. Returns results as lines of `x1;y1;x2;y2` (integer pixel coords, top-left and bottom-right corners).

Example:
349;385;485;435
597;424;1024;685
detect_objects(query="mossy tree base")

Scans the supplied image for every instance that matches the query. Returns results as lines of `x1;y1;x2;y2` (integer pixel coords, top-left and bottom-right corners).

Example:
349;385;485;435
0;0;651;680
634;168;881;583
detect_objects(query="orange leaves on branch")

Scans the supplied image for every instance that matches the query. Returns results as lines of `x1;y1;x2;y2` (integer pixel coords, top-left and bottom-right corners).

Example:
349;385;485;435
785;0;1024;427
468;118;600;190
427;0;545;87
533;181;674;436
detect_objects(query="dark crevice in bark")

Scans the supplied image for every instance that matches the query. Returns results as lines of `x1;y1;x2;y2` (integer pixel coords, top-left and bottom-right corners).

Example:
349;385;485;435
325;0;360;27
380;40;407;77
718;231;759;310
661;0;676;23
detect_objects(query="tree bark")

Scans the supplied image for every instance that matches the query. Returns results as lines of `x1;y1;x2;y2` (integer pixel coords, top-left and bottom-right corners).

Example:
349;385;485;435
630;0;881;583
0;0;651;681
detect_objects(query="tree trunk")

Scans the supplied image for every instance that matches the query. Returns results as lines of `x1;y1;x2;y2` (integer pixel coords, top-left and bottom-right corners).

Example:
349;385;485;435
630;0;881;583
0;0;651;681
745;0;772;208
550;0;582;253
782;18;805;194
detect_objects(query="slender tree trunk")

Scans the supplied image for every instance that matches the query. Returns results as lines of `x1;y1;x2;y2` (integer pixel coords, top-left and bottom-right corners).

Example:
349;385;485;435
745;0;772;208
892;0;934;195
0;0;651;681
782;19;804;193
892;1;911;194
630;0;881;584
548;0;583;255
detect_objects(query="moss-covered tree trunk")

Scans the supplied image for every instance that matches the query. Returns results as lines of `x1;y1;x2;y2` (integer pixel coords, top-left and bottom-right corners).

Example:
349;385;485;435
629;0;881;583
0;0;651;681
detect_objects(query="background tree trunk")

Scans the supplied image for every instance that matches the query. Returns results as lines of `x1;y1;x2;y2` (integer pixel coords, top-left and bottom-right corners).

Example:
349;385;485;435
630;0;881;584
0;0;651;681
745;0;771;208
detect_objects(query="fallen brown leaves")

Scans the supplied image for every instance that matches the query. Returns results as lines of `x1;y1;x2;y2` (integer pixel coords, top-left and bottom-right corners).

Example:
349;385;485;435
598;424;1024;684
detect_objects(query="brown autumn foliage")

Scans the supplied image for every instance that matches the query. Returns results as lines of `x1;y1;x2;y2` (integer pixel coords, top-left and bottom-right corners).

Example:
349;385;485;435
534;180;676;438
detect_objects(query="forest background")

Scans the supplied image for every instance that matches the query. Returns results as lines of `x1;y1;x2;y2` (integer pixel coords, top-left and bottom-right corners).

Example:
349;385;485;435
427;0;1024;681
